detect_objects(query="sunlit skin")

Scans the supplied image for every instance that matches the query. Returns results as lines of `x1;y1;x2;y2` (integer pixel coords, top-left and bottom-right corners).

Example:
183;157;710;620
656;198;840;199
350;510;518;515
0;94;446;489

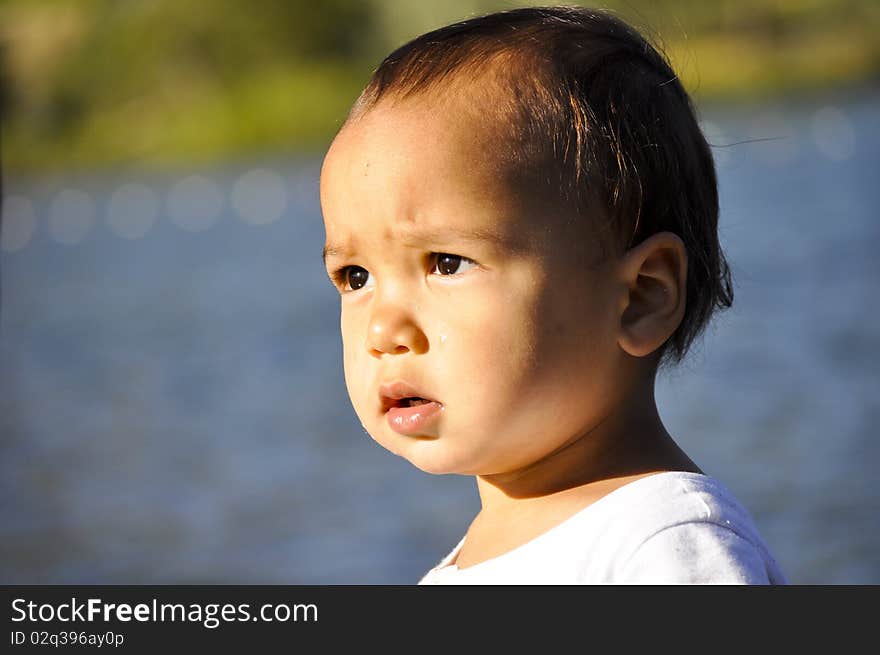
320;91;701;568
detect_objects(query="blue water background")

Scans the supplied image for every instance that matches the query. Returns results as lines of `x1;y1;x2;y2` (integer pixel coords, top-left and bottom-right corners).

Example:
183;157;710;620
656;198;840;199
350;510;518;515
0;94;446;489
2;90;878;584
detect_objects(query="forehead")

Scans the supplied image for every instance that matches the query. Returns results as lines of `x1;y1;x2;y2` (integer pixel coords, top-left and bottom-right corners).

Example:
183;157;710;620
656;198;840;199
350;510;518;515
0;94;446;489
323;93;511;192
320;94;532;245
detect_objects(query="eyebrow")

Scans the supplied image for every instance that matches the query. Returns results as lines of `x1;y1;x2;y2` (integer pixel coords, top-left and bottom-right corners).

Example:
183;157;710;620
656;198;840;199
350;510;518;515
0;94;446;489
322;224;516;267
322;244;346;266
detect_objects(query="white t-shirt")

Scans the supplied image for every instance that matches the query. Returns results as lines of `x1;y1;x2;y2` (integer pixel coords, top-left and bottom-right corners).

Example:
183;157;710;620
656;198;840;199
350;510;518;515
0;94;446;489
419;471;787;584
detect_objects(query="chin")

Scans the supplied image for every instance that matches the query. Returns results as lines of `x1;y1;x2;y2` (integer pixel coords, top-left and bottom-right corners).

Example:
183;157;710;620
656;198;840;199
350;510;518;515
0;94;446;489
405;457;460;476
399;442;481;476
367;422;480;475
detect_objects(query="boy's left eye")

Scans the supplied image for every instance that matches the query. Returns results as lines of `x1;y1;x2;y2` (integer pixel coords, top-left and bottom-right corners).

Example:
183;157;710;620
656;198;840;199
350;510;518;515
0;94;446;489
431;253;477;276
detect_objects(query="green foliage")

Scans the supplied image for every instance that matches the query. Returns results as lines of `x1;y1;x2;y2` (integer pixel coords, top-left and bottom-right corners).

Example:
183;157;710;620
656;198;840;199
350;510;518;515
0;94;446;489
1;0;878;173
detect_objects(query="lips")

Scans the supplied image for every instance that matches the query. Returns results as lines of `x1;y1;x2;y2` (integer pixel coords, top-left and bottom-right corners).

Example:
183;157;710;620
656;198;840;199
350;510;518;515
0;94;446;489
379;380;443;436
379;380;436;410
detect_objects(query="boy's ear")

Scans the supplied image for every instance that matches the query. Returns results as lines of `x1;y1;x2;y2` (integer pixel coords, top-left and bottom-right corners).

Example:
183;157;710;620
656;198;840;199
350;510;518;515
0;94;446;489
616;232;688;358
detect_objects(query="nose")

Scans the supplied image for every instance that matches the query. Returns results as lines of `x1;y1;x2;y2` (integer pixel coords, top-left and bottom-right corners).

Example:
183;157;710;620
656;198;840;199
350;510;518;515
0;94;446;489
366;301;428;357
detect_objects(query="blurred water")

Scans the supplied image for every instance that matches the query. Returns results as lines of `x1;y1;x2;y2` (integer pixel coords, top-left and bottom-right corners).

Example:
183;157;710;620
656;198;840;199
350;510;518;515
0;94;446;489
2;90;878;584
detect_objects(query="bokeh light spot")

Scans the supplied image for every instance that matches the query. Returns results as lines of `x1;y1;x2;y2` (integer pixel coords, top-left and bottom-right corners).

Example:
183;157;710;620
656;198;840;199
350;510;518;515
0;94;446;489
811;106;856;162
47;188;96;246
167;175;224;233
231;169;287;226
106;182;159;240
1;195;38;253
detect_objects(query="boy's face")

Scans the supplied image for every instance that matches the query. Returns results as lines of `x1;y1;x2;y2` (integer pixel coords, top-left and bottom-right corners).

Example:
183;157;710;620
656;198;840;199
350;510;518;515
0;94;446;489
320;95;628;476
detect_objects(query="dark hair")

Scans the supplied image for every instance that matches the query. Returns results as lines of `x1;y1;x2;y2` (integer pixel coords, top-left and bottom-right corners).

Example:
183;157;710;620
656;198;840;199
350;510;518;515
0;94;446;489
348;5;733;367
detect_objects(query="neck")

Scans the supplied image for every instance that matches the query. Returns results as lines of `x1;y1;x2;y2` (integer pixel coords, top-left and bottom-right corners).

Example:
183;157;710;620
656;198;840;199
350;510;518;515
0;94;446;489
474;376;699;515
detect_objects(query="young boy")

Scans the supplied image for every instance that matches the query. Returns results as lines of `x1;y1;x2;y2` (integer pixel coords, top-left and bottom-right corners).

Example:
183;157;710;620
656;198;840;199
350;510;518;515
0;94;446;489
319;6;786;584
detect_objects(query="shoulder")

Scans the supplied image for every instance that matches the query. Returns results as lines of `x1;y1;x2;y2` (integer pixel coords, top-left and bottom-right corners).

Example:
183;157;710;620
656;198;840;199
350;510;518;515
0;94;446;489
583;472;787;584
617;521;786;584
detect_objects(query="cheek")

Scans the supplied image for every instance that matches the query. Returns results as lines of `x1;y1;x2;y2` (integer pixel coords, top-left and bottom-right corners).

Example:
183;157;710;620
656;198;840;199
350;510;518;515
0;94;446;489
340;306;370;409
447;275;613;406
535;261;618;355
441;285;543;394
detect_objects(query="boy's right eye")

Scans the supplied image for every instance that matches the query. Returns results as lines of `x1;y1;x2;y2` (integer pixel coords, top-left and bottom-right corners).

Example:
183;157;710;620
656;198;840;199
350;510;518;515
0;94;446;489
339;265;372;292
